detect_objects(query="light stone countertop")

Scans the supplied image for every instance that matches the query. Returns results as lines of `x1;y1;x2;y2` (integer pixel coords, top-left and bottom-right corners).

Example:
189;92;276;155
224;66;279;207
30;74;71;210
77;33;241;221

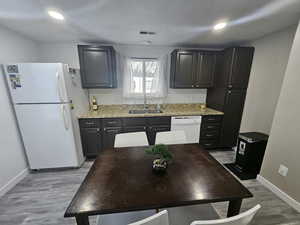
78;104;223;119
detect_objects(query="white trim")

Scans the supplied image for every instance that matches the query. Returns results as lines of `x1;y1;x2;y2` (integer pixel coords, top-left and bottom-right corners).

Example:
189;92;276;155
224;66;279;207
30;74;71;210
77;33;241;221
257;175;300;213
0;168;29;198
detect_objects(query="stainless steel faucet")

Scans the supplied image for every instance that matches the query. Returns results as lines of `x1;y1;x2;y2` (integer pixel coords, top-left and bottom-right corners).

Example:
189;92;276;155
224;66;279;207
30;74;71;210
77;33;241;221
143;92;148;110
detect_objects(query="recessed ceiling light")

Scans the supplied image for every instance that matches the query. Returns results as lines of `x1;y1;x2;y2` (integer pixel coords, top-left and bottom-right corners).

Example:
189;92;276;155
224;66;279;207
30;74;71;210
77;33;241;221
213;22;227;31
48;10;64;20
139;31;156;35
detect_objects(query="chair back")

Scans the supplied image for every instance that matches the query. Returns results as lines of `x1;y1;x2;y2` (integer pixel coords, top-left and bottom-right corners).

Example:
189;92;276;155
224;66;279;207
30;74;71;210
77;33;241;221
155;131;187;145
114;132;149;148
128;210;169;225
190;204;261;225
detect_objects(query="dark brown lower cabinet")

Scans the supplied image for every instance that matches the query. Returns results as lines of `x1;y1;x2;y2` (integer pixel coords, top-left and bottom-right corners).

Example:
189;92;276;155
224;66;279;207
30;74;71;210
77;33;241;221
220;89;247;147
80;128;102;157
103;127;122;149
123;126;147;133
199;115;223;149
79;117;171;156
147;125;171;145
207;88;247;148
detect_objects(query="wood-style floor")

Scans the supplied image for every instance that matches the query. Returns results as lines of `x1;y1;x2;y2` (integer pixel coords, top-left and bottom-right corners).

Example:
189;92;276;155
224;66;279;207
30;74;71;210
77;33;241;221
0;150;299;225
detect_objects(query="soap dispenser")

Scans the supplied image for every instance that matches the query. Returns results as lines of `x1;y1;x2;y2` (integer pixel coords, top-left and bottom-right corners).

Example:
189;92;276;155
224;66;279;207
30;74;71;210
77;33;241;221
91;96;99;111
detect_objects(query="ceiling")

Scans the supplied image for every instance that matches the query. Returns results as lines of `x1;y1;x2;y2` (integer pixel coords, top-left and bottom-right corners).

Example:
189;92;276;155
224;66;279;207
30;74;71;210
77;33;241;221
1;0;300;46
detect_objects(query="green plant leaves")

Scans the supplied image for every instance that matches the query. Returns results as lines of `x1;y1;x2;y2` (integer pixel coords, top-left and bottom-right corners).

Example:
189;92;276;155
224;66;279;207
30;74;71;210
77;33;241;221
146;144;173;161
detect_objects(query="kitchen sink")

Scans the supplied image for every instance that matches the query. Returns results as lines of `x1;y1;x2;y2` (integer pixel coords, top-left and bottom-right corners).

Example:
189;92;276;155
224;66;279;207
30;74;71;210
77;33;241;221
128;109;163;114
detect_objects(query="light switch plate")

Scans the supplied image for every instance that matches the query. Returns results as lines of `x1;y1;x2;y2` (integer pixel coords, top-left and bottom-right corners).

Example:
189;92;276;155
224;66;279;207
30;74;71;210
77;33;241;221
278;164;288;177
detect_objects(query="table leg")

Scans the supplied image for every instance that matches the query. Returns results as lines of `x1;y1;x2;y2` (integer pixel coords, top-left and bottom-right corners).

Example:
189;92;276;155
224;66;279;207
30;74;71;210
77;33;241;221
75;215;90;225
227;199;242;217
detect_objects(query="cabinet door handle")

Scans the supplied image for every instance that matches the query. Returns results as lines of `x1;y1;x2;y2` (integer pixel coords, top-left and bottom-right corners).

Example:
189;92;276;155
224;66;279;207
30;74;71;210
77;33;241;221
204;143;213;146
85;122;95;125
107;121;118;124
207;126;215;129
206;134;214;137
228;85;232;88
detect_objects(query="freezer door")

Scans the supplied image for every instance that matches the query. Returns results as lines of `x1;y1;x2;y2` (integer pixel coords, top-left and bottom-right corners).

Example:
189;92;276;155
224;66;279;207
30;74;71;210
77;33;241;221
4;63;68;103
14;103;79;169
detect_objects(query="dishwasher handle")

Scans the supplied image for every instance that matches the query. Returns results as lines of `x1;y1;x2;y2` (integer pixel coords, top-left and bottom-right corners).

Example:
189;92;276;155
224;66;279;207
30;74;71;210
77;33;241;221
171;117;202;125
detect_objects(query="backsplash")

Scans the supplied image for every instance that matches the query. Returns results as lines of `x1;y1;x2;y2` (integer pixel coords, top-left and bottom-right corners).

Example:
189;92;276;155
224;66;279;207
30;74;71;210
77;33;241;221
89;88;207;105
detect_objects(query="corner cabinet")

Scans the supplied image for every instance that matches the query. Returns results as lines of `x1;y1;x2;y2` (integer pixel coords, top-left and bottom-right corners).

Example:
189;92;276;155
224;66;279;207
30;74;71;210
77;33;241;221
170;49;218;88
78;45;117;88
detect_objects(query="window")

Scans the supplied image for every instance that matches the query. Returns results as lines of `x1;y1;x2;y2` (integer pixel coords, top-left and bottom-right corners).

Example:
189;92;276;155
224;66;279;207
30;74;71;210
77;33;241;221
123;57;166;98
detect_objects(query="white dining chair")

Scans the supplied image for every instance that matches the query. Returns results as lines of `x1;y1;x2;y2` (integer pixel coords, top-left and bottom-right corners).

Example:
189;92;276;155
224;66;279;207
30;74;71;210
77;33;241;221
190;204;261;225
128;210;169;225
155;130;187;145
96;210;156;225
114;132;149;148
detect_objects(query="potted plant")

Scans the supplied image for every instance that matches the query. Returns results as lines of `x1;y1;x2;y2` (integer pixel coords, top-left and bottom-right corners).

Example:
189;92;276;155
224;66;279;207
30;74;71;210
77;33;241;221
145;144;173;174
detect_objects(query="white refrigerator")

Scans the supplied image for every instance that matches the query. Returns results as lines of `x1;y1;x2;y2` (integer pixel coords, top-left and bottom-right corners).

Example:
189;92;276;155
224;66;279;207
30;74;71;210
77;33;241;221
3;63;88;169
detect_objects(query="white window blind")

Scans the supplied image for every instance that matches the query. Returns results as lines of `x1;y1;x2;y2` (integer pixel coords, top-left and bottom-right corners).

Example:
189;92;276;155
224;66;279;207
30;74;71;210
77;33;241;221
123;57;167;98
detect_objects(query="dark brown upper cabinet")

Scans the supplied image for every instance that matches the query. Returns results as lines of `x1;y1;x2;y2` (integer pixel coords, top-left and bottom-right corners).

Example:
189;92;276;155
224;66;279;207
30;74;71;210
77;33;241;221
78;45;117;88
215;47;254;89
170;49;218;88
195;52;217;88
170;50;197;88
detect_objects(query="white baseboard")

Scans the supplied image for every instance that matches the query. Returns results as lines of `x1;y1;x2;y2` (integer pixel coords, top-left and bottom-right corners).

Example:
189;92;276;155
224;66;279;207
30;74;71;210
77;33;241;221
0;168;29;198
257;175;300;213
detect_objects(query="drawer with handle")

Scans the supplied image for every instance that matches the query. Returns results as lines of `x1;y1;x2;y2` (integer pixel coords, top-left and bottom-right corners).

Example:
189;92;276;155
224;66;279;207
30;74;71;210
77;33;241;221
201;123;221;131
79;119;100;128
147;117;171;126
200;130;219;140
123;118;146;127
199;140;219;149
103;118;122;127
122;126;147;133
202;115;222;123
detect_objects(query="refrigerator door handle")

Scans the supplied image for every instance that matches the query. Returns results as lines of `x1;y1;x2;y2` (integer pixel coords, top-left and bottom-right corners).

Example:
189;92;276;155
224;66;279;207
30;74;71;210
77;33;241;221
56;72;63;102
61;105;69;130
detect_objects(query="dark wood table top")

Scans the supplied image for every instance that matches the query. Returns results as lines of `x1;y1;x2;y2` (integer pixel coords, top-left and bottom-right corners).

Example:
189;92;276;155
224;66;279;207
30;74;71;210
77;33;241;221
65;144;252;217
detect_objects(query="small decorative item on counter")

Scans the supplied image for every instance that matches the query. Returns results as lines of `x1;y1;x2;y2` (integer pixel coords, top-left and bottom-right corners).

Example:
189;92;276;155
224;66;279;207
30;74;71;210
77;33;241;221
200;104;206;111
156;104;161;111
91;96;98;111
145;144;173;174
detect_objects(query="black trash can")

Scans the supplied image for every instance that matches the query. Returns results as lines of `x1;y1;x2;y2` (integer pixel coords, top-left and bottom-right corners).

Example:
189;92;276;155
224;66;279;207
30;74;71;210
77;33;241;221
225;132;269;180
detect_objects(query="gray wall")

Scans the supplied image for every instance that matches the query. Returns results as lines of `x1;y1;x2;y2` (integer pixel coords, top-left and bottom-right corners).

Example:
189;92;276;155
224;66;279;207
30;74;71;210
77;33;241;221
240;25;297;134
38;43;208;104
0;26;39;195
260;21;300;202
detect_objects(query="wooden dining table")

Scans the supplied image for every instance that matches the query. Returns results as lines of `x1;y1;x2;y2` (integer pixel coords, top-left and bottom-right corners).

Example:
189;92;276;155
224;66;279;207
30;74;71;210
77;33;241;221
64;144;252;225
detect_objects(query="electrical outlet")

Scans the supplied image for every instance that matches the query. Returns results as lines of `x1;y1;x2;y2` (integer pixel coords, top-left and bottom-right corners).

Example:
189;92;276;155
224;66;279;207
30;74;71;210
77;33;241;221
278;164;288;177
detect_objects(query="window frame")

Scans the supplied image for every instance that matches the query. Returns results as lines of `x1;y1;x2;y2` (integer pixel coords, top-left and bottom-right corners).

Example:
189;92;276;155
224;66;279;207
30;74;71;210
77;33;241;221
128;58;159;97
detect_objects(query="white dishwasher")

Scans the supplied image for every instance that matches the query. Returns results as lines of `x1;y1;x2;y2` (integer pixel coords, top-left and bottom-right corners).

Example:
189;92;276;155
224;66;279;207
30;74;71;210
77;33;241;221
171;116;202;144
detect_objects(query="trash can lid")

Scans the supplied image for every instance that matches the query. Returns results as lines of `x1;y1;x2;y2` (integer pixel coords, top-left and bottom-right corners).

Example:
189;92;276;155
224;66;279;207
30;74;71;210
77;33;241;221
239;132;269;143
